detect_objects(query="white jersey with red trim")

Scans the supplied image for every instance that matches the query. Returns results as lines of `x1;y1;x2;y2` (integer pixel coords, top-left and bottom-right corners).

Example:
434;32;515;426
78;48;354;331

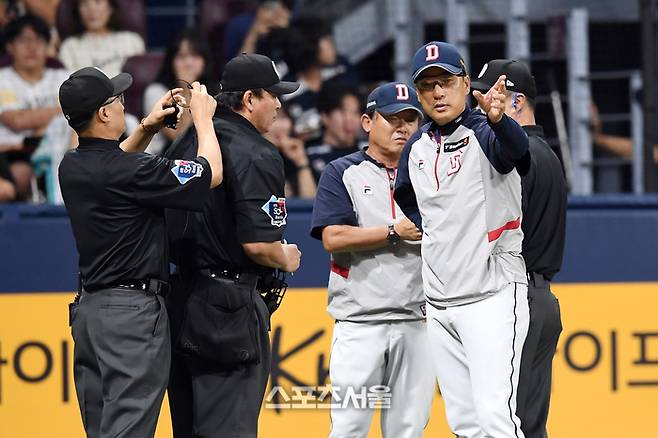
395;109;529;307
310;149;425;322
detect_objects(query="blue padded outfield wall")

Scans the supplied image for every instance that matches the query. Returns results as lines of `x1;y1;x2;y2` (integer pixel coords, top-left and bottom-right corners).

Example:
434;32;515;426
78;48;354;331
1;195;658;292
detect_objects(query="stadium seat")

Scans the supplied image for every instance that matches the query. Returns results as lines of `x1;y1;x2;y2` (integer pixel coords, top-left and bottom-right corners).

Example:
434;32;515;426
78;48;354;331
199;0;257;70
121;53;164;118
56;0;147;40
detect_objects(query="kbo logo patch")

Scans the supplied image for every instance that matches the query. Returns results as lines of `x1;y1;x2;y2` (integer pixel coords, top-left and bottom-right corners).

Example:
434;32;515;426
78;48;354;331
171;160;203;184
262;195;287;227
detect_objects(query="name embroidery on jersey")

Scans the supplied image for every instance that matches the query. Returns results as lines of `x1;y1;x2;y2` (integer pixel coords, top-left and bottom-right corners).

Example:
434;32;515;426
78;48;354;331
171;160;203;184
262;195;287;227
443;136;469;153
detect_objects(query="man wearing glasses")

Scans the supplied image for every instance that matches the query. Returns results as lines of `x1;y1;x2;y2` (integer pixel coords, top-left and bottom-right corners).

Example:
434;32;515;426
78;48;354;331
394;42;530;438
58;66;223;438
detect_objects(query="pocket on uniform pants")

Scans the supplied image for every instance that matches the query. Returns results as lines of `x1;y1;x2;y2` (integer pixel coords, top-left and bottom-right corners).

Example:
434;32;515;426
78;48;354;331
175;276;260;367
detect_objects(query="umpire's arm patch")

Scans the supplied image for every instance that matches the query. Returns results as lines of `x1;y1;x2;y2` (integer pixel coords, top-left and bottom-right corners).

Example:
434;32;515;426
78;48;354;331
171;160;204;184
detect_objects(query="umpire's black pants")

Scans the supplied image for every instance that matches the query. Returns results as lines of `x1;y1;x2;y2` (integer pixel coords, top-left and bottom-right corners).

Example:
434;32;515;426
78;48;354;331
70;288;170;438
516;273;563;438
166;279;271;438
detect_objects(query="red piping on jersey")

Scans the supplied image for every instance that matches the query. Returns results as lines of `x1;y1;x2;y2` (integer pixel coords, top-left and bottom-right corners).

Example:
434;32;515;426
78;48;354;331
430;129;442;191
487;217;521;242
331;260;349;279
386;167;397;219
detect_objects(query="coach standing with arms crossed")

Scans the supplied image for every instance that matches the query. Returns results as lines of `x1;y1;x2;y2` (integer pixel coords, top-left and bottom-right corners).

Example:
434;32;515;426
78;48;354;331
58;66;222;438
472;59;567;438
164;53;302;438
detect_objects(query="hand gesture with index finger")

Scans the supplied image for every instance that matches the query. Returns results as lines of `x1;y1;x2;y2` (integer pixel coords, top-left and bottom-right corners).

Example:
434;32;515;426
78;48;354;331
473;74;507;124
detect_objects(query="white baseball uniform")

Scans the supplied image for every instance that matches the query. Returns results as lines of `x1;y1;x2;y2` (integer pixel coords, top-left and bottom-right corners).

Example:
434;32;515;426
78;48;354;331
395;109;530;438
311;149;435;438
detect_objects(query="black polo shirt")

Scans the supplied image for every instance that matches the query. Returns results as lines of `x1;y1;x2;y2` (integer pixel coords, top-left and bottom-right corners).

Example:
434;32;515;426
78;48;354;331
58;137;211;290
520;125;567;280
165;108;286;274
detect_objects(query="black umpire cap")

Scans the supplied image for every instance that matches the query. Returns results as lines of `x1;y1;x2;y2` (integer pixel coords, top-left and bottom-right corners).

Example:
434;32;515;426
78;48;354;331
471;59;537;98
59;67;133;130
219;53;299;95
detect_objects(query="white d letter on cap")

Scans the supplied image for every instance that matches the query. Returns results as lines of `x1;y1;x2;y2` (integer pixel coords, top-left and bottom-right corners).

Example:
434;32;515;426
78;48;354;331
396;84;409;100
425;44;440;61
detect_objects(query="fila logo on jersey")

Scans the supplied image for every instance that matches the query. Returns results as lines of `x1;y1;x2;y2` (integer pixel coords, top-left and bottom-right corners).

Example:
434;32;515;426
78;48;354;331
171;160;203;184
443;136;469;153
425;44;439;61
395;84;409;100
262;195;287;227
417;159;425;170
362;185;373;195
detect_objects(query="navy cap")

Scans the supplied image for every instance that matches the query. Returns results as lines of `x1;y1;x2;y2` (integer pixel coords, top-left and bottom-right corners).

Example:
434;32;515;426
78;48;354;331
471;59;537;98
365;82;423;117
59;66;133;130
411;41;467;82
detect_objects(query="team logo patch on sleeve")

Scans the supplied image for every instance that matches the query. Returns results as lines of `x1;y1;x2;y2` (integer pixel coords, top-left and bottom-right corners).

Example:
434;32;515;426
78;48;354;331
171;160;203;184
262;195;287;227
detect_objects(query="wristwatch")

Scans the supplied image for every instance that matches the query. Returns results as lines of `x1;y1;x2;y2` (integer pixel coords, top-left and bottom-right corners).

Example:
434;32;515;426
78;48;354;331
387;224;400;246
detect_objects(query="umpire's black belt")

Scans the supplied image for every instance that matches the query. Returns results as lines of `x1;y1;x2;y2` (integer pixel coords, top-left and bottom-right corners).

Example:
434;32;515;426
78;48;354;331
197;268;261;285
85;278;170;296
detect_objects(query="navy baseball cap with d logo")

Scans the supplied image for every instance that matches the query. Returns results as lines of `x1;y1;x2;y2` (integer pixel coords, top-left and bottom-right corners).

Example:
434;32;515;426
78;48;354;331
411;41;467;82
366;82;423;117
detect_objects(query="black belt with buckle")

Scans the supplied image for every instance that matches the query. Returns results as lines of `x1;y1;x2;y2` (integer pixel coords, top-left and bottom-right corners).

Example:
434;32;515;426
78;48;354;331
197;268;261;285
86;278;170;296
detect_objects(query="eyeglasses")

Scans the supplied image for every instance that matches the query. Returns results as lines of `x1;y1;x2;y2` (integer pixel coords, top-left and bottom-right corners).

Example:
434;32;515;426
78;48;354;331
416;76;462;92
102;93;124;106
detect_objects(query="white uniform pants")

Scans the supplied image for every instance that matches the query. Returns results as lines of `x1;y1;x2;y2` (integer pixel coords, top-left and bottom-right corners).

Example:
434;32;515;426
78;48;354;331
427;283;529;438
328;319;435;438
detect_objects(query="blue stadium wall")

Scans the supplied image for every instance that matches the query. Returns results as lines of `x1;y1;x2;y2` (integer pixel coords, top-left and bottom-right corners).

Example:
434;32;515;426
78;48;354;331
1;194;657;292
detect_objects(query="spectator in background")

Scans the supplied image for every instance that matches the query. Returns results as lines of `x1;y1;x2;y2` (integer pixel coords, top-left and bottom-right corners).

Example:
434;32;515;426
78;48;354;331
23;0;61;55
0;14;67;200
58;0;144;77
275;26;323;142
264;107;316;198
223;0;292;61
306;82;363;181
591;102;658;164
144;28;216;154
0;152;16;201
290;16;357;87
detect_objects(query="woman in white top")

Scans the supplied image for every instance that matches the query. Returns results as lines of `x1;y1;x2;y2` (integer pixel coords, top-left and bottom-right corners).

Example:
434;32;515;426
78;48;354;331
143;28;216;154
58;0;145;77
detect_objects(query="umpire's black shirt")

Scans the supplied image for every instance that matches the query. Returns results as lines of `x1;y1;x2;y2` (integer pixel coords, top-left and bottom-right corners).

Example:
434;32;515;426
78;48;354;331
520;125;567;280
165;108;286;274
59;137;211;290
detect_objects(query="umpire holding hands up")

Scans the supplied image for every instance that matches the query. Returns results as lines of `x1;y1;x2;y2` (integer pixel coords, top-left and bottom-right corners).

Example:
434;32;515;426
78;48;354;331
58;66;222;438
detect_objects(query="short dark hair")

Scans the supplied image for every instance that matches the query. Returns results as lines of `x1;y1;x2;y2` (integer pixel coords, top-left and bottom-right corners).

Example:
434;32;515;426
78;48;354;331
73;112;96;134
317;81;361;115
525;95;536;111
72;0;121;35
217;88;264;111
4;13;51;45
